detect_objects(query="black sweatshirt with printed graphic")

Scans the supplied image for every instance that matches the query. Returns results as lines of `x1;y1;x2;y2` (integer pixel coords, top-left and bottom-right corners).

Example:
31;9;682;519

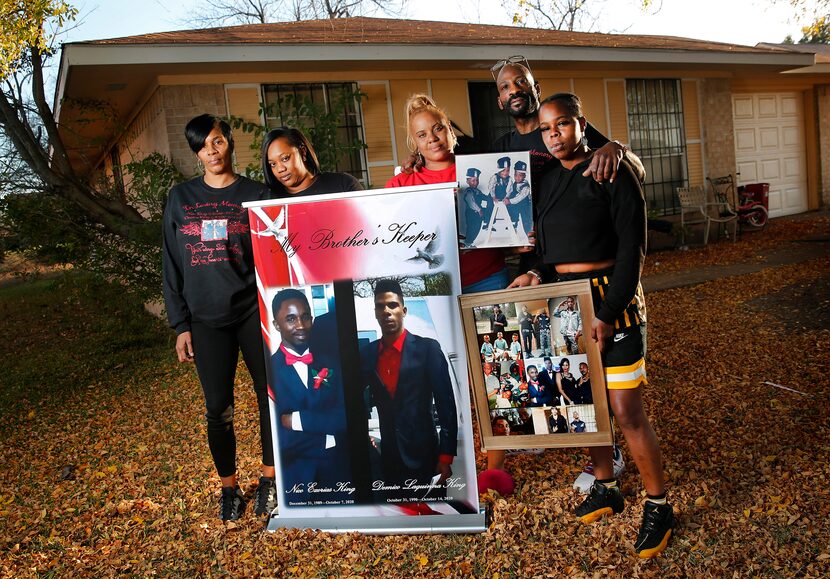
162;176;269;334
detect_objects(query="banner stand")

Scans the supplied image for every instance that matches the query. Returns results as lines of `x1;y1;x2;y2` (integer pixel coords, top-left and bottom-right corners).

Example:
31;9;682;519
266;510;487;534
246;184;483;534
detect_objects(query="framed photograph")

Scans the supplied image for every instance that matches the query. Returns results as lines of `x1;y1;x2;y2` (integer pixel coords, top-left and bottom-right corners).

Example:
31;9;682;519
458;281;612;451
245;183;484;534
455;152;532;249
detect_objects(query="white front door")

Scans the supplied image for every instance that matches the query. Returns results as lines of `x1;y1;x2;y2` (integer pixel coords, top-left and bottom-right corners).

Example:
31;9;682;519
732;93;808;218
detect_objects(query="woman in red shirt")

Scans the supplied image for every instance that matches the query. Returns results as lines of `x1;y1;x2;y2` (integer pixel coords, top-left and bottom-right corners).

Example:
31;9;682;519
384;94;508;292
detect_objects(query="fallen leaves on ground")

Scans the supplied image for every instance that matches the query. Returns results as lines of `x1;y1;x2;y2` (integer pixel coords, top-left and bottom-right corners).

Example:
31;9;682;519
0;216;828;577
643;213;829;276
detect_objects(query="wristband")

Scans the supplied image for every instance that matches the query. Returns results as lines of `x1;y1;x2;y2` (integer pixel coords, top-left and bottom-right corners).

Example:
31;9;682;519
527;270;542;283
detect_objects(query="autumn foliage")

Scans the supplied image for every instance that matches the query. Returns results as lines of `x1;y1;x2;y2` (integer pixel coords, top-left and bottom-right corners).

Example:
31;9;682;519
0;214;828;576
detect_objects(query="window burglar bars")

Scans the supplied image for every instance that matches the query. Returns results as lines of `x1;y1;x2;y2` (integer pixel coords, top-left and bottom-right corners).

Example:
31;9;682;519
262;82;368;186
625;79;688;215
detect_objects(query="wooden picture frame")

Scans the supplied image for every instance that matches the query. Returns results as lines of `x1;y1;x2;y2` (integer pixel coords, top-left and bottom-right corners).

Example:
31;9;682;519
458;280;613;451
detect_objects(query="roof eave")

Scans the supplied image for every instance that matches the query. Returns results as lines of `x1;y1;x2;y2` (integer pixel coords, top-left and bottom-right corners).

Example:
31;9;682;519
60;42;815;69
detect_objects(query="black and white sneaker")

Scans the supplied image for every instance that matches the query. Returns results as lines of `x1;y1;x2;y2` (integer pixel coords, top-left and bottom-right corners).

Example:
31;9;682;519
634;501;674;558
574;444;626;494
254;476;278;517
575;481;624;524
218;486;246;521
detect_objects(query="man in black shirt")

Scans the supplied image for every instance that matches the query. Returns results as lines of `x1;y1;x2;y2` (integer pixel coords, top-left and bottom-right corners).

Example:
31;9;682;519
518;305;534;356
490;306;507;333
491;57;644;185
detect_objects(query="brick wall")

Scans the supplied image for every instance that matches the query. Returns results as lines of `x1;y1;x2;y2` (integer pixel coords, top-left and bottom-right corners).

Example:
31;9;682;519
119;89;168;165
162;85;227;176
701;79;737;182
818;84;830;207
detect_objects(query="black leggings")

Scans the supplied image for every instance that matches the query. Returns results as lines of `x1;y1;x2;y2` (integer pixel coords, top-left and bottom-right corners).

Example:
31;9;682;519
191;309;273;478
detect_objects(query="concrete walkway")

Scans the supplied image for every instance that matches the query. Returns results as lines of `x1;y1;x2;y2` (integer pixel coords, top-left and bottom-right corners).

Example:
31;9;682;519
643;237;830;293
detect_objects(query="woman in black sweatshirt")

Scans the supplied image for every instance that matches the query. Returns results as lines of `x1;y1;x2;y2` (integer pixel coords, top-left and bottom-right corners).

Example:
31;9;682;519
162;114;275;521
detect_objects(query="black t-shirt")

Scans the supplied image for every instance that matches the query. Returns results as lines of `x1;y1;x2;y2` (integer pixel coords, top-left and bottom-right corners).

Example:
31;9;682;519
492;122;609;181
574;378;593;404
491;313;507;332
270;171;363;199
162;176;270;333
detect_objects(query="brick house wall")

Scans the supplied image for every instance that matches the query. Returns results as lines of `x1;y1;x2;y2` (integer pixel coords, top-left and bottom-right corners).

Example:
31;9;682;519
161;84;227;176
701;78;737;184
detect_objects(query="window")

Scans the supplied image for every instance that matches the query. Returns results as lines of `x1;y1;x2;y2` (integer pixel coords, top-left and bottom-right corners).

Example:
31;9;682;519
310;284;330;317
262;82;368;185
467;82;513;154
626;79;688;215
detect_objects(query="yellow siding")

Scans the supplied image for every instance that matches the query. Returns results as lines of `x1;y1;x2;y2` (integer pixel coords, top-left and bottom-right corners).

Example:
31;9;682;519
535;78;571;96
681;80;701;141
606;80;629;144
225;86;261;172
389;80;428;166
431;79;472;136
804;88;820;210
573;78;607;135
686;143;704;187
359;83;394;165
369;165;394;189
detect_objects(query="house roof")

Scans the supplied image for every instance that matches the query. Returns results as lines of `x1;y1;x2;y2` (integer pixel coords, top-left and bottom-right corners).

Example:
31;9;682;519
757;42;830;63
84;17;788;55
755;42;830;74
54;17;820;177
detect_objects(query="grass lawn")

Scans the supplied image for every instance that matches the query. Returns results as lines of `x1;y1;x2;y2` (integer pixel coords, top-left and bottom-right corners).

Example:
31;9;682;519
0;274;176;424
0;217;828;576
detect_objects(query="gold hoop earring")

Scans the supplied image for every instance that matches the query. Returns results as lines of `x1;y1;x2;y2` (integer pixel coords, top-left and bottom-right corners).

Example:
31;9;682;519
196;158;204;172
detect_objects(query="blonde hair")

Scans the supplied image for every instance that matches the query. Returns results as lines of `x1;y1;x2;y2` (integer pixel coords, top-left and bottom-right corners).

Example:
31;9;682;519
404;93;457;153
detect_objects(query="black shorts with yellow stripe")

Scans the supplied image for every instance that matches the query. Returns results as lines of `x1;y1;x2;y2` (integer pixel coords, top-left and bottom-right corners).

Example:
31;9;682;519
557;267;647;390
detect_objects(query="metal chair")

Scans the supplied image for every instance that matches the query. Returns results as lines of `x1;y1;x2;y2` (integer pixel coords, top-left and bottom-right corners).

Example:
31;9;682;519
706;175;739;241
676;186;711;246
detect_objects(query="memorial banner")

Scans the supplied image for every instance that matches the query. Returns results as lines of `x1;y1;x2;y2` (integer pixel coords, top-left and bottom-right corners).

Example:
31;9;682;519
244;183;484;534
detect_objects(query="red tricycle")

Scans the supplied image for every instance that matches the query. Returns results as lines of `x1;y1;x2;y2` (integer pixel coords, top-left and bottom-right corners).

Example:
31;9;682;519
707;175;769;235
736;183;769;229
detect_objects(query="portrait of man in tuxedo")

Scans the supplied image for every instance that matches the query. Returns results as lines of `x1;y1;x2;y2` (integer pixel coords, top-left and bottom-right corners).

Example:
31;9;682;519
270;288;349;504
360;279;458;499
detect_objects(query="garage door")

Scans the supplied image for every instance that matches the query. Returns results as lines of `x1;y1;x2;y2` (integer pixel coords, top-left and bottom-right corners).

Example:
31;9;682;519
732;93;808;217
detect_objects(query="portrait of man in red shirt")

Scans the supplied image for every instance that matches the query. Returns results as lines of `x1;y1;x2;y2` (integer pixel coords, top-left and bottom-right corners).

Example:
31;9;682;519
359;279;458;497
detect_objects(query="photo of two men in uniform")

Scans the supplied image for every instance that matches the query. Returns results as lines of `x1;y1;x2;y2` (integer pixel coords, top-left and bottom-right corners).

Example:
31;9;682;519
457;152;533;249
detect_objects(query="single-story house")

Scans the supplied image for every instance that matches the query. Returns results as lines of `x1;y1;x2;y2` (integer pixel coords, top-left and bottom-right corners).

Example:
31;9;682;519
55;17;829;218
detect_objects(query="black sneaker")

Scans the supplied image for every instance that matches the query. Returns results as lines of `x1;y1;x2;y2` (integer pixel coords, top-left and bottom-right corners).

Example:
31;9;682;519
635;501;674;558
254;476;277;517
218;486;246;521
575;481;624;524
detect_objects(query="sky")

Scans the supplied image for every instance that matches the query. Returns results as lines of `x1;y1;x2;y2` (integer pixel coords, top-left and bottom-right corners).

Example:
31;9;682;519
62;0;820;47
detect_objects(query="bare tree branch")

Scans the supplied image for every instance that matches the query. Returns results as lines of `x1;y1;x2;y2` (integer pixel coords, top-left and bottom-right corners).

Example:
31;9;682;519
503;0;660;32
184;0;408;27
